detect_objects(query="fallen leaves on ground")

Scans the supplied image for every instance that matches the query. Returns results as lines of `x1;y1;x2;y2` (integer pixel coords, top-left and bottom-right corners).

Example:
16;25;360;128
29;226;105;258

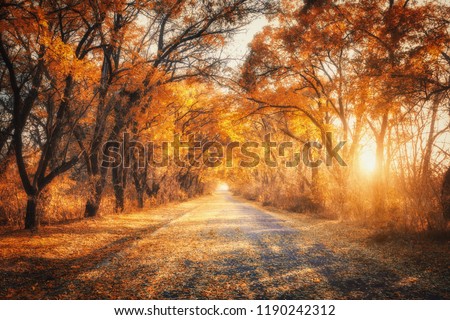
0;194;448;299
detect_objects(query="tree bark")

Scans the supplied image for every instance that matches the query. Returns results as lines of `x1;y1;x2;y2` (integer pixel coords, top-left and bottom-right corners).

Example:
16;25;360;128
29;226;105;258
373;113;389;216
421;99;439;183
24;194;39;230
133;174;146;209
85;199;99;218
112;164;127;212
137;189;144;208
84;177;105;218
84;104;124;217
442;166;450;220
113;183;125;212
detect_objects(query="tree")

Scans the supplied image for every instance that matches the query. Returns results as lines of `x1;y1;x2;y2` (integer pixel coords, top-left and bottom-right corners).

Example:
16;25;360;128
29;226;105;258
78;0;273;217
235;0;450;223
0;1;101;229
443;167;450;220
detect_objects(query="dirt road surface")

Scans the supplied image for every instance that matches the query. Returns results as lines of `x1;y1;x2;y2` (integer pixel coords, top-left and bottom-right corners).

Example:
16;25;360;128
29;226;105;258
1;191;448;299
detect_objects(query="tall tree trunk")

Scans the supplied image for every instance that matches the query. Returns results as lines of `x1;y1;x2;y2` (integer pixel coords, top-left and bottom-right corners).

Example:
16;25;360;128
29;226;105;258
133;171;147;209
24;194;39;230
113;186;125;212
84;101;126;217
421;99;439;183
442;166;450;220
373;136;386;215
85;199;99;218
373;113;389;216
84;178;104;217
113;166;122;212
112;164;127;212
137;188;144;208
311;165;322;207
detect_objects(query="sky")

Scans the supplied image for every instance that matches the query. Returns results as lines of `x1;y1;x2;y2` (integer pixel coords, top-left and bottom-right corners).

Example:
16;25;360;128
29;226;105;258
223;16;269;67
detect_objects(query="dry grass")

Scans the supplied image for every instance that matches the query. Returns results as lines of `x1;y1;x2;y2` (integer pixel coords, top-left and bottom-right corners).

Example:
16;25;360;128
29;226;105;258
0;200;199;299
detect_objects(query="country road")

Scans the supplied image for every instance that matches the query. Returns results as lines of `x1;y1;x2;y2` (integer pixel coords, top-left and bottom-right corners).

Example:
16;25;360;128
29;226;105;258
0;191;449;299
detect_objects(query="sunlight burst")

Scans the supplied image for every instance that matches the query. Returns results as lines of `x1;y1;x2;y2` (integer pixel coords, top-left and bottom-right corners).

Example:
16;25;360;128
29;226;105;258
359;148;377;174
216;182;230;191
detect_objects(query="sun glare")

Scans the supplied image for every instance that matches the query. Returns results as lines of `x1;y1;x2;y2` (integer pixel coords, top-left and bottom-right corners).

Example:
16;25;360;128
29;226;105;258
216;182;230;191
359;148;377;174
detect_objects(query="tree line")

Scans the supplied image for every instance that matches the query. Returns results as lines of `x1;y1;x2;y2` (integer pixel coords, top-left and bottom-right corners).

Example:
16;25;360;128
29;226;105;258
0;0;271;229
224;0;450;229
1;0;449;232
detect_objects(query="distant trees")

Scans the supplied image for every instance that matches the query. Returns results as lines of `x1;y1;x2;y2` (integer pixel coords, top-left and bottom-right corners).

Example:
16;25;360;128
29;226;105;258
77;0;272;218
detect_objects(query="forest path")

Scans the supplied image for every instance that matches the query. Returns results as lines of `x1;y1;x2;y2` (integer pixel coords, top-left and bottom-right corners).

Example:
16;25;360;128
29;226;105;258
66;191;449;299
1;191;448;299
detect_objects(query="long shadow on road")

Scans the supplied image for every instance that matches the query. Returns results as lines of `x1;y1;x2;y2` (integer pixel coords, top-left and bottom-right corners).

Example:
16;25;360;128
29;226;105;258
157;193;446;299
1;192;447;299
